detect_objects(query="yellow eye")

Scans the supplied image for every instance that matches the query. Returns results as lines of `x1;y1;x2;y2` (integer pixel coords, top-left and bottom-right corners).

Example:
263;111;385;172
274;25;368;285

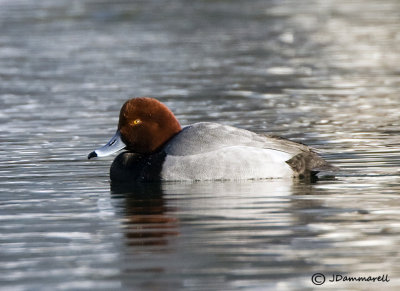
133;119;141;125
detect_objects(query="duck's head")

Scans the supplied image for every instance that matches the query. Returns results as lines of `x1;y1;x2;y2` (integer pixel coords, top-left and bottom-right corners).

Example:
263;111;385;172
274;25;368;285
88;97;182;159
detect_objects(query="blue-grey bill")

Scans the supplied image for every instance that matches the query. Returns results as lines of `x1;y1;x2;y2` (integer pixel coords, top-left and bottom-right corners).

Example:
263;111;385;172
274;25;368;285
88;130;126;159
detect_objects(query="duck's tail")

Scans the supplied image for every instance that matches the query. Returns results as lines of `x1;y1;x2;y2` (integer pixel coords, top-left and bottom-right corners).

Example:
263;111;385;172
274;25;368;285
286;151;339;179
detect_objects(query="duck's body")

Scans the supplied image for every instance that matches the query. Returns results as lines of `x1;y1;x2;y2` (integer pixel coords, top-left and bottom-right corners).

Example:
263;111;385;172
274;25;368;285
88;98;336;182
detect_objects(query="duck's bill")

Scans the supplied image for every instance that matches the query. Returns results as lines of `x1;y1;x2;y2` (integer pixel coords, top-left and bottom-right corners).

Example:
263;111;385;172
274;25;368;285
88;130;126;159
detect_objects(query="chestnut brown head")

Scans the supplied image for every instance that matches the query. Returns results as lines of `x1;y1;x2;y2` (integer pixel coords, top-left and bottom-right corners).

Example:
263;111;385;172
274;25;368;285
117;97;182;154
88;97;182;159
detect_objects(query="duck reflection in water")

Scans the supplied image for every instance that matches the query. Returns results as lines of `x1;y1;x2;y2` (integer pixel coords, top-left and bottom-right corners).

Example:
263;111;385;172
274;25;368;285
111;182;179;247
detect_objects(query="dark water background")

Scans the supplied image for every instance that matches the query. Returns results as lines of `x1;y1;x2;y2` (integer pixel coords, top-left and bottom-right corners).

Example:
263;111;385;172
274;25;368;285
1;0;399;290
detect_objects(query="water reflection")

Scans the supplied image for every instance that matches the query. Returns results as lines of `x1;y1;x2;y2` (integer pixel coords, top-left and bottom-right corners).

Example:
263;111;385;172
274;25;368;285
111;183;179;247
109;180;379;289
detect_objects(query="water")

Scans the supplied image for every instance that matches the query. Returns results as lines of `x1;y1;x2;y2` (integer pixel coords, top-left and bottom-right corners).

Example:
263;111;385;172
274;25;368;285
1;0;399;290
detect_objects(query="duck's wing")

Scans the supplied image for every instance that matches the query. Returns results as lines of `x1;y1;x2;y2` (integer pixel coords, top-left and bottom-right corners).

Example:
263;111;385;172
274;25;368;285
164;122;337;177
165;122;304;156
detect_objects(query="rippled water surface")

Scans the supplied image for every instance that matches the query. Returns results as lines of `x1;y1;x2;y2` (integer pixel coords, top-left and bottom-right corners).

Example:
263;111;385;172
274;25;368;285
1;0;400;290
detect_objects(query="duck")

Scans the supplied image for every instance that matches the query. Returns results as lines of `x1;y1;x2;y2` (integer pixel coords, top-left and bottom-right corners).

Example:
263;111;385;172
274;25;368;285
88;97;337;182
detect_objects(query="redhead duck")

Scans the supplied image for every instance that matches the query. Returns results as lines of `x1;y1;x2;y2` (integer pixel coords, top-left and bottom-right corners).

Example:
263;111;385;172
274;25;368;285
88;97;336;182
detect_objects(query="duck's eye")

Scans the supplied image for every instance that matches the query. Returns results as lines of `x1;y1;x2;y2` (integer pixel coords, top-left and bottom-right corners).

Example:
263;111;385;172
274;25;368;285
133;119;141;125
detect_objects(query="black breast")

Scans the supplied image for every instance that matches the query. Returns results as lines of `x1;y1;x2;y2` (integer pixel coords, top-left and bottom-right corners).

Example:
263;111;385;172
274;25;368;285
110;151;167;183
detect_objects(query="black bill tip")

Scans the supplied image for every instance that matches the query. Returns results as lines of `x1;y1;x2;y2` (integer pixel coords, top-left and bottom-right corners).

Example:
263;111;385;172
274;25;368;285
88;151;97;159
